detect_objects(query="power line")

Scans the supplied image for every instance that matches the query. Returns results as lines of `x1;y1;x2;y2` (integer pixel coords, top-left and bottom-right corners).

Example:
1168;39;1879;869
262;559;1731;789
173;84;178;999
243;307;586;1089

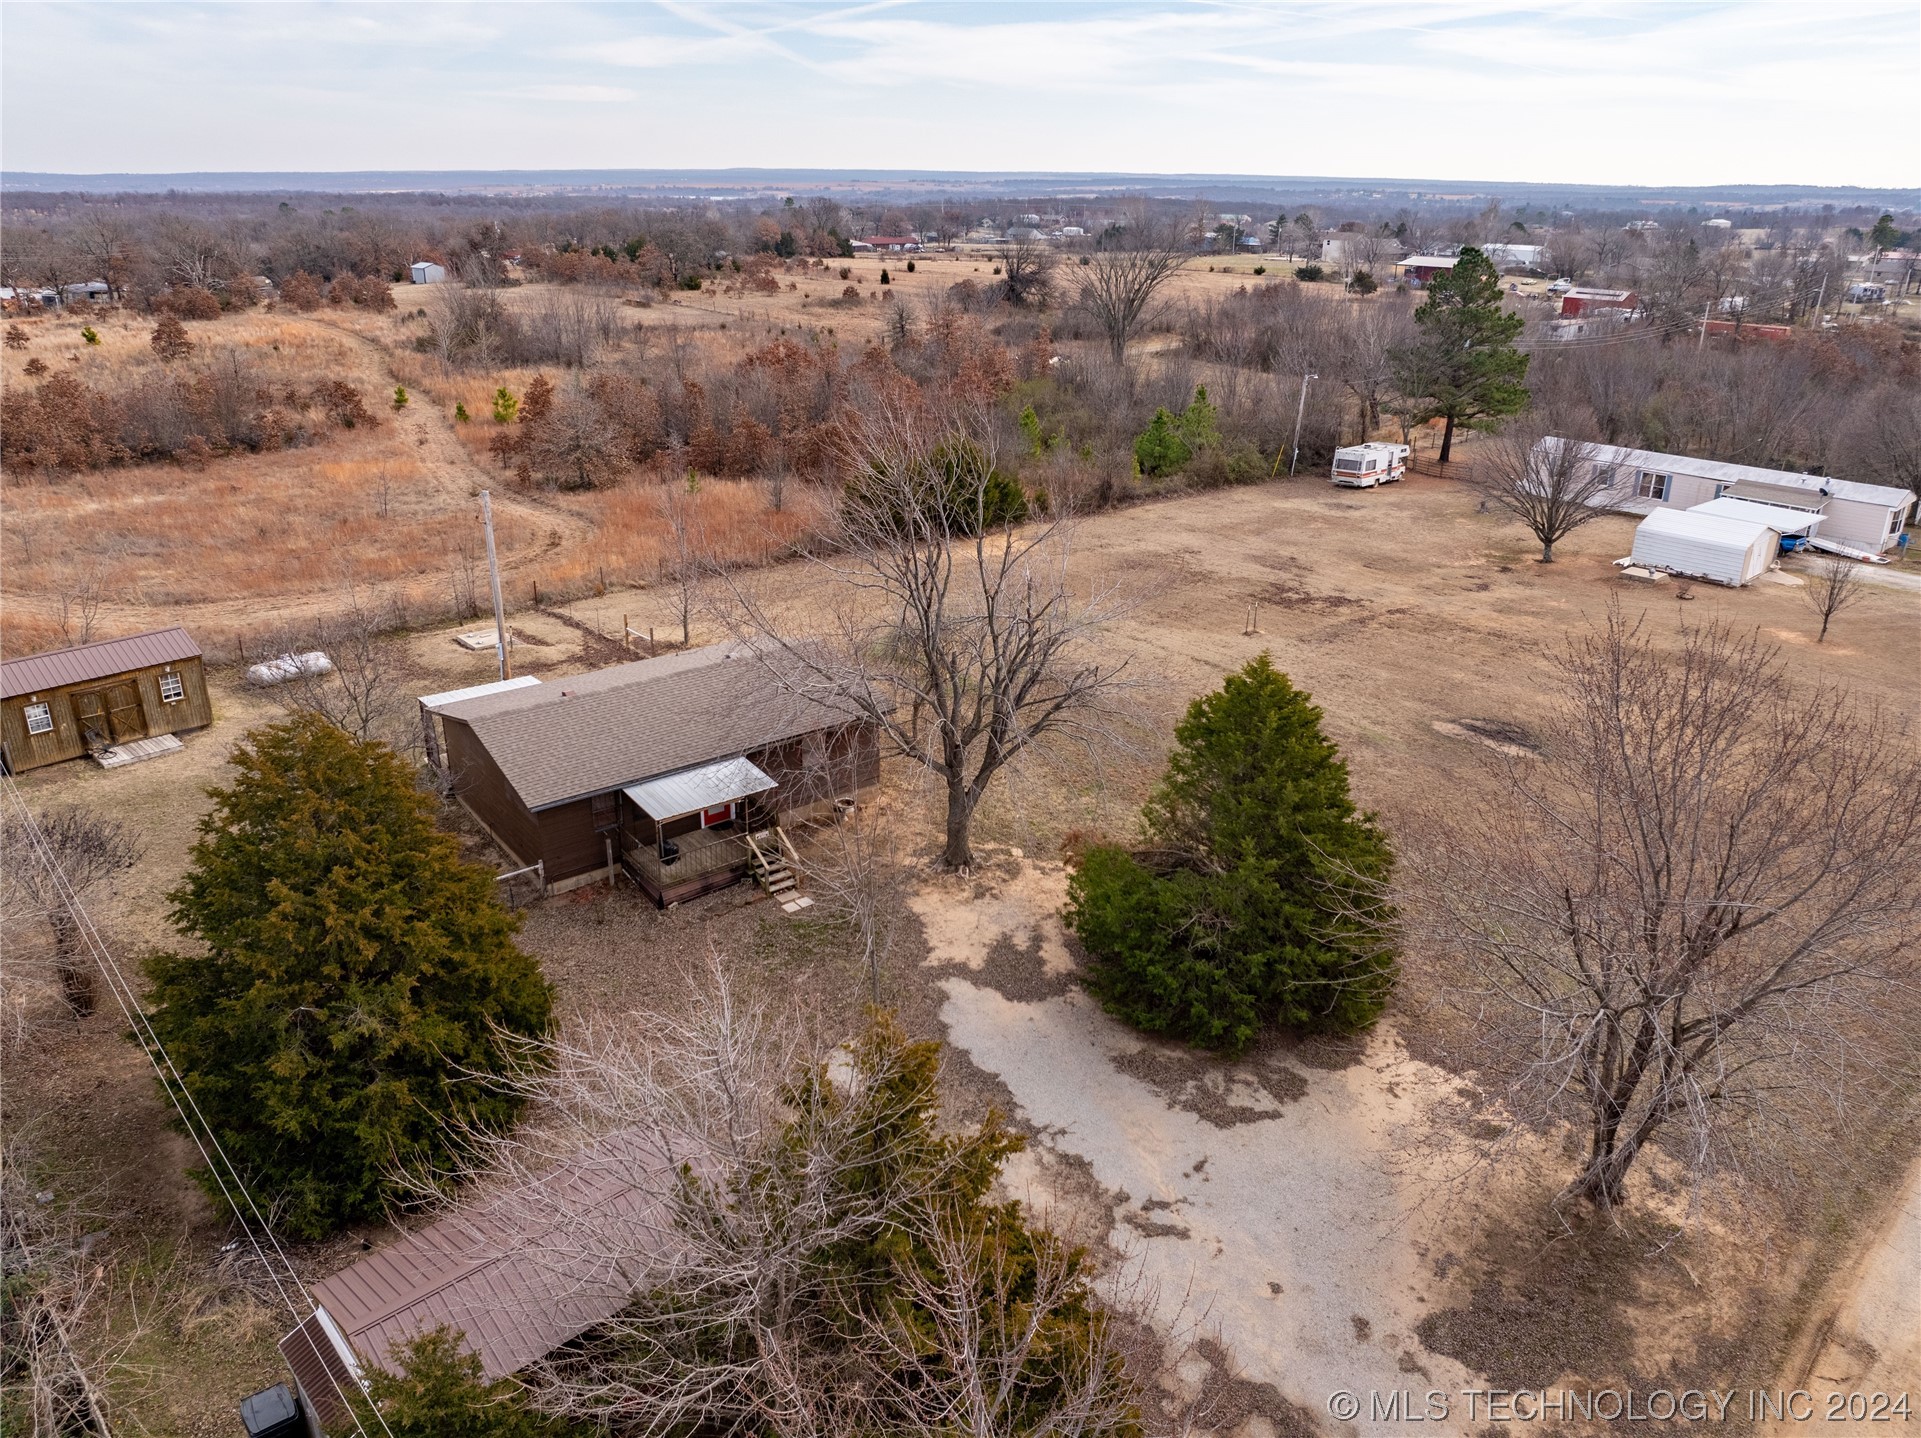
2;777;390;1438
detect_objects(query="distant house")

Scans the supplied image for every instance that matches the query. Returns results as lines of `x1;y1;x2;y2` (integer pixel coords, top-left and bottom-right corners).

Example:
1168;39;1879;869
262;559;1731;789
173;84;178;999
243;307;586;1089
1846;282;1889;304
1;628;212;773
1481;242;1548;272
1536;439;1915;554
430;642;879;904
409;261;447;284
1559;287;1638;318
1394;254;1458;285
61;280;111;304
864;236;922;252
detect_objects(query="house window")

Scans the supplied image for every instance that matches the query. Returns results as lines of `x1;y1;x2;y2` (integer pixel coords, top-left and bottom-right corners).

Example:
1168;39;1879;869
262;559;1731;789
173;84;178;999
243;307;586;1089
1636;471;1671;501
159;671;185;704
23;702;53;736
591;792;618;832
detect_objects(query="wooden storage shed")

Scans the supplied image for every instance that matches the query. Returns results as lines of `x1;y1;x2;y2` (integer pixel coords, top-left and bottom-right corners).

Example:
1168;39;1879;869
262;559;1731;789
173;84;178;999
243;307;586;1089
1;628;212;773
432;641;879;905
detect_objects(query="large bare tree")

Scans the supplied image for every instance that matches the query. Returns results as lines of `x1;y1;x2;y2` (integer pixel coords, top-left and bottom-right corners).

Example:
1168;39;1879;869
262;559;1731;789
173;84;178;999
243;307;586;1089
422;968;1150;1438
1403;615;1921;1213
1073;221;1189;364
999;233;1055;307
730;403;1134;869
1472;423;1616;561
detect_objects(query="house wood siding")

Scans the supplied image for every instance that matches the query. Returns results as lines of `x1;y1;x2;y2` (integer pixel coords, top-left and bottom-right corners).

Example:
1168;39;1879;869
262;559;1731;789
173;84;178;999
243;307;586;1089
0;655;211;773
443;717;543;868
537;799;609;884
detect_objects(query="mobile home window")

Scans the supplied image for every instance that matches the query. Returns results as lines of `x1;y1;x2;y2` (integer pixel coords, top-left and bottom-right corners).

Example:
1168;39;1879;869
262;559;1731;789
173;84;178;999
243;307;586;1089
159;671;185;703
1636;471;1671;501
23;702;53;736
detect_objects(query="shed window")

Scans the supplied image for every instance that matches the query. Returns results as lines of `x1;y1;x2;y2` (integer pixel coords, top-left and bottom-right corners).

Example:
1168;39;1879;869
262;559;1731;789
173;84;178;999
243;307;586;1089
159;671;185;704
1636;471;1671;501
23;702;53;736
591;792;618;832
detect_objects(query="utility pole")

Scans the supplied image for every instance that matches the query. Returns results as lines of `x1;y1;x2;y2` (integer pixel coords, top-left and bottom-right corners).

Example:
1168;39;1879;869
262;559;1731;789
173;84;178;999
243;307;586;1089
480;490;510;681
1810;272;1827;328
1697;298;1712;353
1289;373;1319;477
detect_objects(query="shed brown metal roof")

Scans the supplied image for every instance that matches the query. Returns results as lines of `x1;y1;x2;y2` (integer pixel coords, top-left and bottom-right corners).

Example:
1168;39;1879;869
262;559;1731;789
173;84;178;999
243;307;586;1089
437;640;864;811
1;628;201;700
280;1133;685;1428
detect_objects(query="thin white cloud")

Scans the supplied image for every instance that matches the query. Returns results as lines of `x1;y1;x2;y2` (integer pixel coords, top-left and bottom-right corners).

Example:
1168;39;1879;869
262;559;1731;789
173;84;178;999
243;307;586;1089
506;83;639;102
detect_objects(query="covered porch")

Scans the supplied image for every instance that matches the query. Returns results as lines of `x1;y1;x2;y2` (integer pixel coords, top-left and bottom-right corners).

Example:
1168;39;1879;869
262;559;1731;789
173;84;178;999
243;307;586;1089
619;756;781;906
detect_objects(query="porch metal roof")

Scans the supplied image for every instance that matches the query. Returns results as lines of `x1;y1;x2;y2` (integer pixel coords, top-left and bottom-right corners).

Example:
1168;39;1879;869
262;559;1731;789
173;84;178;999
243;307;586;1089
623;756;777;821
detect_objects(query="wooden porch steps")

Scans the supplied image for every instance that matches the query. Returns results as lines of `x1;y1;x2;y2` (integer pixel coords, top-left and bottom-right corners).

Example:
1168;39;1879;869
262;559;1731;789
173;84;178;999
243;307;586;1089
746;827;804;902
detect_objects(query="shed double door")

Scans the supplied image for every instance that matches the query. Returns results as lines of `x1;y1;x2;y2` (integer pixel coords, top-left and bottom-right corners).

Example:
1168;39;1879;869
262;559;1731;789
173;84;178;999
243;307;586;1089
72;683;146;750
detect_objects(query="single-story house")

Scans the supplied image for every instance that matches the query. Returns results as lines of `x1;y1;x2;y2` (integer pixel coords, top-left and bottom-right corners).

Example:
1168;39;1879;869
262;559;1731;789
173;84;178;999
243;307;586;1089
61;280;112;304
280;1133;669;1436
1560;287;1638;318
1395;254;1458;285
1537;439;1916;553
432;642;879;905
408;261;447;284
1;628;212;773
1481;242;1549;272
864;235;922;252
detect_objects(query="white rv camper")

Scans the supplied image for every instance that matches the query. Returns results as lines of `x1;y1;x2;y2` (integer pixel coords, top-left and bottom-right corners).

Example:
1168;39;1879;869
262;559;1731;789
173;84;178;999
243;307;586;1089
1630;509;1780;586
1330;443;1410;488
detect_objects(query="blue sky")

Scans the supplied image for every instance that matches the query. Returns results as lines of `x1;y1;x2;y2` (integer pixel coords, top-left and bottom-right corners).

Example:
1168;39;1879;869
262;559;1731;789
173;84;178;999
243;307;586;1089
3;1;1916;186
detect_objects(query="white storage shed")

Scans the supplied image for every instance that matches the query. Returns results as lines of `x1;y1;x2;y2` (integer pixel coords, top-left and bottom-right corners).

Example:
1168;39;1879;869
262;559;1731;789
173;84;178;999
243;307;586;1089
409;261;448;284
1630;509;1780;587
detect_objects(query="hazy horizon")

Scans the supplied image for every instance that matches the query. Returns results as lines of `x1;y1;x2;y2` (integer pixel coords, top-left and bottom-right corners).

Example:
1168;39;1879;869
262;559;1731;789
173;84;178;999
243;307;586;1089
3;2;1917;191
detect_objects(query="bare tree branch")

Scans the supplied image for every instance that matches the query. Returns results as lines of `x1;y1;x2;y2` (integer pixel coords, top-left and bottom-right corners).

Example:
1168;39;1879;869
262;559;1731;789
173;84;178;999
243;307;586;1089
1399;612;1921;1216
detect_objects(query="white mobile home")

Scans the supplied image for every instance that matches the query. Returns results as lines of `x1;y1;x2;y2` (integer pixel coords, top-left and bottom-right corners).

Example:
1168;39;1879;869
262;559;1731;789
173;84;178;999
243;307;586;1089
1630;509;1780;586
1536;439;1915;553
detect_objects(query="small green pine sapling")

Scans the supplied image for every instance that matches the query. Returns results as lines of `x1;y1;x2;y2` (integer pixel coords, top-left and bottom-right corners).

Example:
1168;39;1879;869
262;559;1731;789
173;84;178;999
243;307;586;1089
393;385;409;409
879;269;891;284
454;402;469;422
81;326;100;345
492;387;518;424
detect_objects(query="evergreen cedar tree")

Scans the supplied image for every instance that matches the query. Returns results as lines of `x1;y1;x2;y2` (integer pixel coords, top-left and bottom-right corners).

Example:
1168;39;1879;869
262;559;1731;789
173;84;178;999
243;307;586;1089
594;1014;1128;1427
1066;656;1396;1054
142;716;554;1239
1133;386;1220;478
357;1329;582;1438
1389;245;1529;463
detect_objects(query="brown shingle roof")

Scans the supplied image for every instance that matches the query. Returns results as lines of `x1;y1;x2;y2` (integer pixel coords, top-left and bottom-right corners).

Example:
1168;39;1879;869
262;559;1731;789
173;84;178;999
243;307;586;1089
281;1134;684;1427
1;628;201;700
438;641;862;811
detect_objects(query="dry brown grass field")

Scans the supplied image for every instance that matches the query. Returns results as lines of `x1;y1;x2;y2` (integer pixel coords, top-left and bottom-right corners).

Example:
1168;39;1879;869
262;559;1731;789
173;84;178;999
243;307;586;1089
8;451;1916;1431
6;264;1918;1434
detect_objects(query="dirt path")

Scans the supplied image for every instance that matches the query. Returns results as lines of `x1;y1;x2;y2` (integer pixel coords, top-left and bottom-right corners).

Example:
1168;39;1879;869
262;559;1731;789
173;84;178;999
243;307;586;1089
914;857;1486;1434
1767;1152;1921;1435
306;313;597;571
